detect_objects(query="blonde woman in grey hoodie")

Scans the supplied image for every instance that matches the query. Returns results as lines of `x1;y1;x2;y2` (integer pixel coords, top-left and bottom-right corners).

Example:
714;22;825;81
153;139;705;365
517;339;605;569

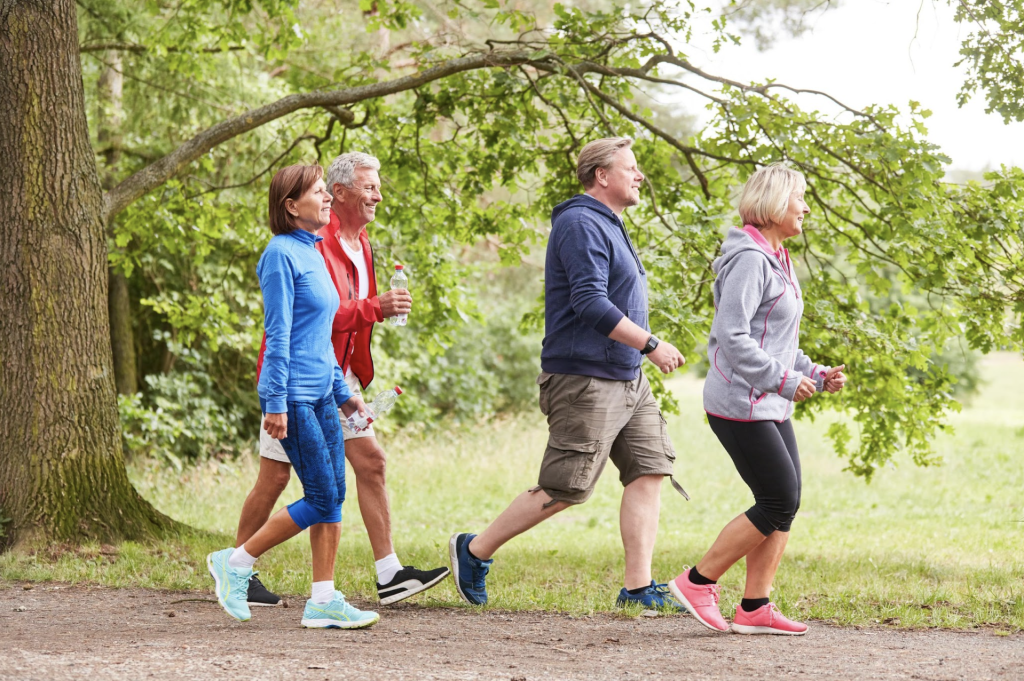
668;164;847;635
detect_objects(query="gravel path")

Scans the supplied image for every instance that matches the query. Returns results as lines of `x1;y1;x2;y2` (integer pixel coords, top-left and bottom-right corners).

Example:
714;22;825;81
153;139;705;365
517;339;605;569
1;584;1021;680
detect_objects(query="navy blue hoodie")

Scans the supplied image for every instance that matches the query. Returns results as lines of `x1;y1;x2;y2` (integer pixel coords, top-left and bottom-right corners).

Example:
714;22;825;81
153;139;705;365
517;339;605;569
540;194;649;381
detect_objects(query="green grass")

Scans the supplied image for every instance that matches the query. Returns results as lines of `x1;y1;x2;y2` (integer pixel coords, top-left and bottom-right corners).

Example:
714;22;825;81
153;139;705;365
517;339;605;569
3;354;1023;629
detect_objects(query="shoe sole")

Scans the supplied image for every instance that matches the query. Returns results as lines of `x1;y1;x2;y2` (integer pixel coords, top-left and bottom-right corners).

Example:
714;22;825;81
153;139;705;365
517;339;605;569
301;614;379;630
248;601;282;607
206;553;250;622
730;623;807;636
379;569;451;606
667;579;727;632
448;534;482;606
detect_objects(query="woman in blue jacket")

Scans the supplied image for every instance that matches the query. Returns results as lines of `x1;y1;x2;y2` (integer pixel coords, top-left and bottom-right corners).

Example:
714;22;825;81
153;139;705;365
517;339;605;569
207;164;378;630
670;164;847;635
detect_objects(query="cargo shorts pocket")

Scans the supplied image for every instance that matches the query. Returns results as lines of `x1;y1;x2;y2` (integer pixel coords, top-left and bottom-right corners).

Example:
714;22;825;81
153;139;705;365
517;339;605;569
537;372;554;416
538;434;601;494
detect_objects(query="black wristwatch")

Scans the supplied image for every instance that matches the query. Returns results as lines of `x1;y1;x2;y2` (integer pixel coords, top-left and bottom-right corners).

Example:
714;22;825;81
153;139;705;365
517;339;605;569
640;335;660;356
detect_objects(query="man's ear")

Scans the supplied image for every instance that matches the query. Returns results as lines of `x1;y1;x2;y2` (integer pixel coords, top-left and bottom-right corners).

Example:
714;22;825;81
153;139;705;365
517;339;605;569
594;167;608;188
332;182;345;198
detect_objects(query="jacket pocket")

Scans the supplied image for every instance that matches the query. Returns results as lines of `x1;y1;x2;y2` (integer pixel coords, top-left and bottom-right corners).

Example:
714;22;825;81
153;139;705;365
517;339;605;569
606;309;647;366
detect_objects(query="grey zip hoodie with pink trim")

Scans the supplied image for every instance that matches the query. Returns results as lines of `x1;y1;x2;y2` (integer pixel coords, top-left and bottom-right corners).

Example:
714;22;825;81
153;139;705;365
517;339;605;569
703;226;829;422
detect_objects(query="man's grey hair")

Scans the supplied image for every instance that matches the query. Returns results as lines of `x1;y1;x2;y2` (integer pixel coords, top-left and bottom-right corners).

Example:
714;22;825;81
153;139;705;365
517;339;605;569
325;152;381;191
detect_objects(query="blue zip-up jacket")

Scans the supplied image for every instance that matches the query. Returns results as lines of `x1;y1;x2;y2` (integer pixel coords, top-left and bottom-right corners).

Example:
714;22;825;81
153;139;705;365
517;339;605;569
257;229;352;414
540;194;649;381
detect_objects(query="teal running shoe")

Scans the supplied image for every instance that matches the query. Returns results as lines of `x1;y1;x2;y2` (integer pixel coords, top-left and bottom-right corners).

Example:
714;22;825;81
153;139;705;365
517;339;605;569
206;548;252;622
301;591;380;629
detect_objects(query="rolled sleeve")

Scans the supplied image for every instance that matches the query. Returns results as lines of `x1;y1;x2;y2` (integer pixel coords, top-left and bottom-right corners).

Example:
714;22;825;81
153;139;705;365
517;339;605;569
558;221;624;336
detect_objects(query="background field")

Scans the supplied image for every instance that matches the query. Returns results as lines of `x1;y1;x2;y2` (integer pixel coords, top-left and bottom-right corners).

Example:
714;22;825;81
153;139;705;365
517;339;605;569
4;354;1022;630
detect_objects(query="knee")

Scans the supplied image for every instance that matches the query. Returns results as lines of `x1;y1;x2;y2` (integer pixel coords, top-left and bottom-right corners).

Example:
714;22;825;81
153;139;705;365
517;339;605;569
257;463;291;497
753;488;800;532
287;499;341;530
354;444;387;484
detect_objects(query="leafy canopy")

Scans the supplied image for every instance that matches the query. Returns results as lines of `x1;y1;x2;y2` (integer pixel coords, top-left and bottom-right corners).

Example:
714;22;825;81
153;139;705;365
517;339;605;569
79;0;1024;479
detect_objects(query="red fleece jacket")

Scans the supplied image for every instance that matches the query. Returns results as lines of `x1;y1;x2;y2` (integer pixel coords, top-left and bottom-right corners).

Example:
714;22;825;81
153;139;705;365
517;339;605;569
257;210;383;390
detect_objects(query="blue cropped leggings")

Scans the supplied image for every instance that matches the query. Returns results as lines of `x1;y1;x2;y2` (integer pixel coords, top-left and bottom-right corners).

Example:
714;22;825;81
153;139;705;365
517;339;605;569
261;392;345;529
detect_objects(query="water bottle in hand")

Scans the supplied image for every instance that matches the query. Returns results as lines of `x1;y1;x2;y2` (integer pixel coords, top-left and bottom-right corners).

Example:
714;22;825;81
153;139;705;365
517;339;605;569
390;264;408;326
348;386;403;432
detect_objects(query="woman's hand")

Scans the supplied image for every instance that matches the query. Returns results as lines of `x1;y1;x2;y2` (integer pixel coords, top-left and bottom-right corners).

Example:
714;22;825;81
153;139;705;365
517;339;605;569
340;395;368;419
263;412;287;440
824;364;847;393
793;376;816;402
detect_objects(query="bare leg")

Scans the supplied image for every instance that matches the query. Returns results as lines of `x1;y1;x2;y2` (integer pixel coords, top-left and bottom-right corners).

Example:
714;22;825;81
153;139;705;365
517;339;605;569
620;475;662;590
468;489;570;560
344;436;394;561
743;530;789;599
310;522;342;583
235;458;291;547
242;507;303;558
695;513;767;581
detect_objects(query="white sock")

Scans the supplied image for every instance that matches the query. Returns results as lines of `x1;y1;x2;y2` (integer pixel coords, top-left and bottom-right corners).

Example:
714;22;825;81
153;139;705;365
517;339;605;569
228;545;257;570
375;553;403;585
311;580;335;604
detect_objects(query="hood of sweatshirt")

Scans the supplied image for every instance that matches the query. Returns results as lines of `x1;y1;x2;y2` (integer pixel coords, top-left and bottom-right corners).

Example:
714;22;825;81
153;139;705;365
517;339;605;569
551;193;620;226
713;225;797;294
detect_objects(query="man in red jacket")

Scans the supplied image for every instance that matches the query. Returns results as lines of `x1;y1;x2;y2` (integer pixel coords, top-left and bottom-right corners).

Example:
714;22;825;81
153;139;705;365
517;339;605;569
238;152;449;607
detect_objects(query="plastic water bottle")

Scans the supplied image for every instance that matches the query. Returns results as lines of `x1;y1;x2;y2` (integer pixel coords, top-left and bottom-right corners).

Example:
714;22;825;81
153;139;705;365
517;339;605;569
389;264;408;326
348;386;403;432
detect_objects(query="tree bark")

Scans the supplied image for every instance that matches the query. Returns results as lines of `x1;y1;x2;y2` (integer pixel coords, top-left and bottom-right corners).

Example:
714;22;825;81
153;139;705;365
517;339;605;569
97;51;137;396
0;0;172;549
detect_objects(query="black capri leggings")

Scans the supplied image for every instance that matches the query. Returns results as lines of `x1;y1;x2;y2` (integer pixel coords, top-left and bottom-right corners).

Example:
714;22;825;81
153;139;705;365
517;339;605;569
707;415;801;536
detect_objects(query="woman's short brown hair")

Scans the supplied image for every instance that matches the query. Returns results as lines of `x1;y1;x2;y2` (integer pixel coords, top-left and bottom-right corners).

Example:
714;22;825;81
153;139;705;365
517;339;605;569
268;164;324;236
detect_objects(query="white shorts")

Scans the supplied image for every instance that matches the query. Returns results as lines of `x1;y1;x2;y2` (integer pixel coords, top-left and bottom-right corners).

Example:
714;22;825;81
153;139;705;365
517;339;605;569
259;372;375;464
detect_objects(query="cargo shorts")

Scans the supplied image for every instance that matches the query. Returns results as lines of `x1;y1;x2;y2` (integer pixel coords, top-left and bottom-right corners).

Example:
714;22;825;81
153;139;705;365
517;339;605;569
533;371;687;505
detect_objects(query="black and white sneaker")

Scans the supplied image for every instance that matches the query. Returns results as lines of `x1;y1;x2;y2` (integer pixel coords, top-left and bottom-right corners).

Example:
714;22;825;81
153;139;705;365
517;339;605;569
377;565;450;606
247;573;282;607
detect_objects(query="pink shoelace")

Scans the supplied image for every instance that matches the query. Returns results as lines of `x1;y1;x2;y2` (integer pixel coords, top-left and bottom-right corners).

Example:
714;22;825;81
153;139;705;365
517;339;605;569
697;583;722;607
765;602;781;625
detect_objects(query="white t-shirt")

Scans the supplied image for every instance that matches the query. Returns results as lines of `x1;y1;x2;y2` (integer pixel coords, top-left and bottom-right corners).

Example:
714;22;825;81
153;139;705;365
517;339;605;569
340;237;369;300
339;236;369;381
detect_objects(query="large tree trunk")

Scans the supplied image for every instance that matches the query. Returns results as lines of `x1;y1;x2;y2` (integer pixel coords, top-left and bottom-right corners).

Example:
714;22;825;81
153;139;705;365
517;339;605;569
97;51;138;396
0;0;173;549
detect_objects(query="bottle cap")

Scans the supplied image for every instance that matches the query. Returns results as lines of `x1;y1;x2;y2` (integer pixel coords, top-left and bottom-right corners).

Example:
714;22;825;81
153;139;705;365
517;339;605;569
394;264;404;270
394;386;403;395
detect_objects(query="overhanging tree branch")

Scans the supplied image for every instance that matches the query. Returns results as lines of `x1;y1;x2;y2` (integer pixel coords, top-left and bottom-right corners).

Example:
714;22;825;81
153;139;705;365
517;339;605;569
102;51;544;222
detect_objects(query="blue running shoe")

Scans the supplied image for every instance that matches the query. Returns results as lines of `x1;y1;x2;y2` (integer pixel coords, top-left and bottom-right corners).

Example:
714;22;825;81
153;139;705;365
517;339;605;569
615;581;687;615
301;592;380;629
206;548;252;622
449;533;492;605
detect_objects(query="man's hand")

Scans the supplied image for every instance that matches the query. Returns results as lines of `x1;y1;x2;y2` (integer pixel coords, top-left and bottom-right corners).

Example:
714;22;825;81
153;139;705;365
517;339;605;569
263;412;287;440
824;364;847;394
793;376;816;402
379;289;412;318
647;340;686;374
340;395;368;418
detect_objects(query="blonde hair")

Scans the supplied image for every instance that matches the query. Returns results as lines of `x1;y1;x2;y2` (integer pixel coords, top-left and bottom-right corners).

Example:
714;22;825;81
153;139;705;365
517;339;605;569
738;163;806;228
576;137;633;188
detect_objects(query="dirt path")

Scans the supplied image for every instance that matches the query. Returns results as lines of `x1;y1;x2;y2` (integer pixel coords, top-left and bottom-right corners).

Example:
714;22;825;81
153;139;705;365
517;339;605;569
1;584;1021;680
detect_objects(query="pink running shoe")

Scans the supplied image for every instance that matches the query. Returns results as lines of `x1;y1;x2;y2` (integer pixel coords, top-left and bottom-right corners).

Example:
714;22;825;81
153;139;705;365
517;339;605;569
731;603;808;635
668;569;729;632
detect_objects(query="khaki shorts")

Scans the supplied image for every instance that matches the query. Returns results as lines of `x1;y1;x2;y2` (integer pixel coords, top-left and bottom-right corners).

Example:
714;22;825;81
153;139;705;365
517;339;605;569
259;372;374;464
534;371;677;505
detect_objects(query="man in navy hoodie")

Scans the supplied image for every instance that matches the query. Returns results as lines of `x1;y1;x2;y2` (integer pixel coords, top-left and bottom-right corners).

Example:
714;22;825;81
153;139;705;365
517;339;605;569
449;138;689;611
